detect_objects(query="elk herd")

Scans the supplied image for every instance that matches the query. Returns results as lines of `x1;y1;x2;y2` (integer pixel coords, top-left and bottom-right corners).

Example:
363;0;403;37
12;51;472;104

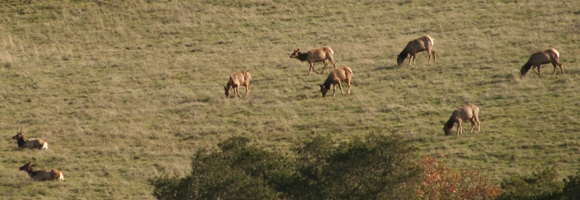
224;35;565;137
8;35;565;183
11;128;64;181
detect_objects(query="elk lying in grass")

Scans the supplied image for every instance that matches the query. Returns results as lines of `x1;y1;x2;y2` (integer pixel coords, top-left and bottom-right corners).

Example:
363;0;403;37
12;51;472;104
520;48;563;78
19;161;64;181
319;66;353;97
224;71;251;98
397;35;437;66
290;46;337;76
12;128;48;150
443;104;481;136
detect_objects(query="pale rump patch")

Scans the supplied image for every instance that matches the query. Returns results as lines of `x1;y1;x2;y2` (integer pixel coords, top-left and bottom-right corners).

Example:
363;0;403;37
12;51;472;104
58;172;64;180
551;48;559;58
427;35;434;46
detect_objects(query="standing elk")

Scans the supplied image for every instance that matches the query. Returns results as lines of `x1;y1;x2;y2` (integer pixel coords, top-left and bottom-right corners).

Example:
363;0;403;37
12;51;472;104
224;71;251;98
520;48;563;78
19;161;64;181
12;128;48;150
443;104;481;136
397;35;437;66
290;46;337;76
319;66;353;97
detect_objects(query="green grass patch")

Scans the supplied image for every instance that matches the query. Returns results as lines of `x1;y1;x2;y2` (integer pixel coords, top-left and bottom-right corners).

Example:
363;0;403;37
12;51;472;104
1;0;579;199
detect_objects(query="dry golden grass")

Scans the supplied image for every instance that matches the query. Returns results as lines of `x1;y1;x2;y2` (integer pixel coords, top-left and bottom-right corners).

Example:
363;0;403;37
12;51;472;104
0;0;579;199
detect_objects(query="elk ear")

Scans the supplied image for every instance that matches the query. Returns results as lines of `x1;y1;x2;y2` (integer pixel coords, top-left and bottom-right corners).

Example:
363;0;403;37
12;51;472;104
319;84;324;89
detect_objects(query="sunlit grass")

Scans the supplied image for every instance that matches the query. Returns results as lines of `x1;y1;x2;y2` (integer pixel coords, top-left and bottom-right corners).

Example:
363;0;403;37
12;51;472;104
0;0;579;199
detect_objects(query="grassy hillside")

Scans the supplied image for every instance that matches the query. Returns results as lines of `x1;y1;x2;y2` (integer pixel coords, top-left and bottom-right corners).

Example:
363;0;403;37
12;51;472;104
1;0;579;199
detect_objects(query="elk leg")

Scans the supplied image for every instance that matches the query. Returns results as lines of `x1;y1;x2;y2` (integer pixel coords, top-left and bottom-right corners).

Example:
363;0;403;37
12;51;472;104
427;49;432;64
308;63;314;76
474;115;481;132
338;82;344;95
330;58;337;69
457;121;462;136
432;50;437;63
310;63;320;75
237;87;243;98
235;86;242;98
532;66;540;77
469;119;476;133
551;61;563;75
346;80;351;94
245;84;250;97
332;84;337;96
320;61;328;74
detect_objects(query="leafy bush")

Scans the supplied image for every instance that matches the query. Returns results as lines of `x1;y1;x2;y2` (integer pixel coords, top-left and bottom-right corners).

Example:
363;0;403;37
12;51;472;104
558;171;580;200
151;135;508;200
150;134;548;199
497;167;564;200
289;134;422;200
150;136;289;200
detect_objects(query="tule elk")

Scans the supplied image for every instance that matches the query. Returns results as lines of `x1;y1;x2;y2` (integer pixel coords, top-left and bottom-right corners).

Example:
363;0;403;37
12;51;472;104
397;35;437;66
443;104;481;136
12;128;48;150
319;66;353;97
290;46;337;76
224;71;251;98
520;48;563;78
19;162;64;181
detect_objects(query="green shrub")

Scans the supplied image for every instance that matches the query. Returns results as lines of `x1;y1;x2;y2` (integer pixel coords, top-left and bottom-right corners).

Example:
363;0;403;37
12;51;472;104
289;134;422;200
497;167;564;200
151;135;509;200
150;136;289;200
560;171;580;200
150;134;423;199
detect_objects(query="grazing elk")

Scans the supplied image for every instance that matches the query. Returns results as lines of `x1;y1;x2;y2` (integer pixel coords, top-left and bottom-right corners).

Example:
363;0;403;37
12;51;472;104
443;104;481;136
12;128;48;150
320;66;353;97
224;71;251;98
520;48;563;78
397;35;437;66
290;46;337;76
19;162;64;181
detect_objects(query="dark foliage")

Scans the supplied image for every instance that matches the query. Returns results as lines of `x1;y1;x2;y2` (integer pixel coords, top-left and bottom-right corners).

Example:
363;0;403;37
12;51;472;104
150;136;288;200
497;167;564;200
150;134;422;199
289;134;422;200
559;171;580;200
